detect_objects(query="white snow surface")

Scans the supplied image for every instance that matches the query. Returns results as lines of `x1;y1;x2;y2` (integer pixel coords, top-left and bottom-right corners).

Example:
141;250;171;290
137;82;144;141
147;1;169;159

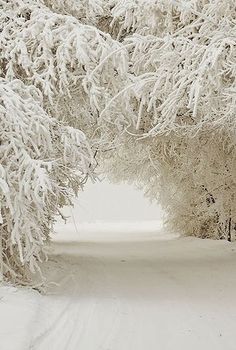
1;222;236;350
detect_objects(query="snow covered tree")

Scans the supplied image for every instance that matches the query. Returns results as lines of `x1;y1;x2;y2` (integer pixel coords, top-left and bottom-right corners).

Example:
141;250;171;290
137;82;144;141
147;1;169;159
0;78;93;283
0;0;126;283
99;0;236;241
1;0;236;284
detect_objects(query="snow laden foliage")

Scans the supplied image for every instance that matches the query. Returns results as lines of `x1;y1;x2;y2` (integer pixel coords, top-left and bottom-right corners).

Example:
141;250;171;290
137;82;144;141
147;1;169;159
0;79;93;283
0;0;127;284
44;0;106;24
1;0;236;283
0;0;128;150
99;0;236;241
0;0;127;108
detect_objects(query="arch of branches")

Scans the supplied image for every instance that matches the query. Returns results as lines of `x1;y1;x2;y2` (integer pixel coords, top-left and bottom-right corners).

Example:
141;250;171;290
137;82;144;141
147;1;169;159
1;0;236;284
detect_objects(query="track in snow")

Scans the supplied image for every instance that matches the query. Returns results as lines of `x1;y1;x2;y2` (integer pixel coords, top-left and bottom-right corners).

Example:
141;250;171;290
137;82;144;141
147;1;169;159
29;227;236;350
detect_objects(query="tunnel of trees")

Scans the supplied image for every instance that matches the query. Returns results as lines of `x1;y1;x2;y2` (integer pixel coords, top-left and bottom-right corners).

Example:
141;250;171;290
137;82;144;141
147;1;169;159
1;0;236;284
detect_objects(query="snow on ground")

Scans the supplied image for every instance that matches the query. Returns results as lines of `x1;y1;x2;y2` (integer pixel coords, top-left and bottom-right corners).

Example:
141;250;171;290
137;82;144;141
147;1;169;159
1;222;236;350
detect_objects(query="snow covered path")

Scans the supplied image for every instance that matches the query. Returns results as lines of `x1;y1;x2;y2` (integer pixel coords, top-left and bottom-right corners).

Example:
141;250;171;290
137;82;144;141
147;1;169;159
1;225;236;350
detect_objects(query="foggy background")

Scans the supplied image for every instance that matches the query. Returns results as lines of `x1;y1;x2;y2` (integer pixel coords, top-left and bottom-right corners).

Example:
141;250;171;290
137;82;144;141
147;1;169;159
62;179;164;223
55;179;164;239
